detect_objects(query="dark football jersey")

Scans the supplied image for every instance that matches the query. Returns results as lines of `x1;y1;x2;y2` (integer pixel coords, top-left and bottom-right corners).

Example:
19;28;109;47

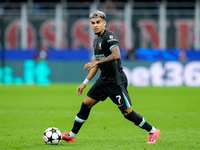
93;29;127;85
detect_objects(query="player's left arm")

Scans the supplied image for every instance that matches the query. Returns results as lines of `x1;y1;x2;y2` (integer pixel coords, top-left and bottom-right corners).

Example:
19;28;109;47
98;45;121;64
84;45;120;71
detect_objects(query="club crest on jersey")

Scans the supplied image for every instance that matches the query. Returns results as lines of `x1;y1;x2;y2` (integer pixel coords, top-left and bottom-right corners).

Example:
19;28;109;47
99;42;102;50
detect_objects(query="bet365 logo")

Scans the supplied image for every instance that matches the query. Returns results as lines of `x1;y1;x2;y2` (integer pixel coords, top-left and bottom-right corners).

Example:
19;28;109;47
0;60;51;85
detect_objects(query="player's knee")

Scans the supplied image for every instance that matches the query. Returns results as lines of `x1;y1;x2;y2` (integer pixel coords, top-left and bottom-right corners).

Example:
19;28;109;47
83;96;98;108
124;110;143;126
120;107;133;116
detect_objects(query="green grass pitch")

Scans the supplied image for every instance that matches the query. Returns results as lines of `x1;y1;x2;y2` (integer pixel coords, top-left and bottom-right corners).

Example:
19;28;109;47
0;84;199;150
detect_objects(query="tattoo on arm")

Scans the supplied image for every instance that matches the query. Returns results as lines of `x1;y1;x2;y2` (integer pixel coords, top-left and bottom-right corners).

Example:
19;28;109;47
111;46;121;59
98;46;121;64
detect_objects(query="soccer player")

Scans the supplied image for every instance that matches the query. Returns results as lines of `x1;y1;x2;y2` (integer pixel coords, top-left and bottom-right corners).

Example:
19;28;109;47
62;10;161;144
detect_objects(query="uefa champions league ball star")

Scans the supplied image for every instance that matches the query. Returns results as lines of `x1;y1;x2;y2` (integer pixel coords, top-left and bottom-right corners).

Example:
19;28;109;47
43;127;62;145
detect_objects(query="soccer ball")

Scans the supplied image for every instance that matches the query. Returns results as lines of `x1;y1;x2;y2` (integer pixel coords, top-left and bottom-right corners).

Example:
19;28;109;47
43;127;62;145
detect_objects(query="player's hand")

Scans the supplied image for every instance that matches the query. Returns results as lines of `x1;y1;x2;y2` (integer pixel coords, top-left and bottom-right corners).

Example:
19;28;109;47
77;84;86;95
84;61;98;72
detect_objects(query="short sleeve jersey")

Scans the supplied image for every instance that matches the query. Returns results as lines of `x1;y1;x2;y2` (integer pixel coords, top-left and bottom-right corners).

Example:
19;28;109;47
93;29;127;86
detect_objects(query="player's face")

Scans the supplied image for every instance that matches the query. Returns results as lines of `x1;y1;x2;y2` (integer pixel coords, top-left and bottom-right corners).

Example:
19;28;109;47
90;17;106;36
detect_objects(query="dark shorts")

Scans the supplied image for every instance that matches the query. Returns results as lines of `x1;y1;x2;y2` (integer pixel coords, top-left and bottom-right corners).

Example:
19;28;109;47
87;79;132;110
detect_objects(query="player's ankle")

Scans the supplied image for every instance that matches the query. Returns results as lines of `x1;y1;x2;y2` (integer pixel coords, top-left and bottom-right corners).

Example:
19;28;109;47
149;127;157;134
69;131;77;139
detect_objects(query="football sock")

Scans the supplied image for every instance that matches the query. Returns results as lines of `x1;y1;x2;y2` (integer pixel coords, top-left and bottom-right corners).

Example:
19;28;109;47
140;120;153;132
149;126;157;133
69;131;77;139
71;102;91;134
124;110;152;132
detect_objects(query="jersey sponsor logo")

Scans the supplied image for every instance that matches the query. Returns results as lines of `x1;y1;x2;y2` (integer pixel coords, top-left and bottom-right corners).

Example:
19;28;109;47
96;54;106;60
107;38;118;43
107;34;118;43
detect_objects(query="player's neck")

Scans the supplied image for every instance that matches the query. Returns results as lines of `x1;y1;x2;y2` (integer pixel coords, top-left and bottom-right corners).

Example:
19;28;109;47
96;28;105;37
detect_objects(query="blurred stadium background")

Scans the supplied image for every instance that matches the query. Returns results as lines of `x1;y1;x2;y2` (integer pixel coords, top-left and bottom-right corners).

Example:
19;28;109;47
0;0;200;86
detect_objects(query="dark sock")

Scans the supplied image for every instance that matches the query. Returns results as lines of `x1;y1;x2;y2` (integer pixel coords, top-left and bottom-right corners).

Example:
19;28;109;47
71;121;83;134
71;102;91;134
141;122;152;132
124;110;152;132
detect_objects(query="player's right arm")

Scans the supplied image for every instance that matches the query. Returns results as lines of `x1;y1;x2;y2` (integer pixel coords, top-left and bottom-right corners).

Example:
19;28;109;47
77;57;99;95
85;57;99;81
